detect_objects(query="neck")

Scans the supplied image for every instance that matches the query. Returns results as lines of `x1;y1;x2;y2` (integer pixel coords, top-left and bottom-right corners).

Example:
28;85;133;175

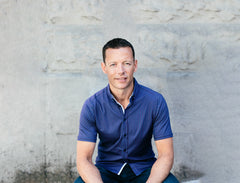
110;83;134;109
113;89;132;101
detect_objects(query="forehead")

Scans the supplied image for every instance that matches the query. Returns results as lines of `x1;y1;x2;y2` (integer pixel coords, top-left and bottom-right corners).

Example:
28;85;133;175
105;47;133;62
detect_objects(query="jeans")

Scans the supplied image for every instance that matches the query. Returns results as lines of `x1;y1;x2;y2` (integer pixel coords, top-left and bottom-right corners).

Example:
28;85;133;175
74;164;179;183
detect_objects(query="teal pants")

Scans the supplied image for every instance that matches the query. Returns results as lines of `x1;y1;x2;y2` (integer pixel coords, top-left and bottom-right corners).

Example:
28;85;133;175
74;164;179;183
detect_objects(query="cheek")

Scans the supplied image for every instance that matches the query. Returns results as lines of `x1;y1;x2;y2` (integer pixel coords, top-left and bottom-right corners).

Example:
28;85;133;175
106;72;114;79
129;68;136;74
107;70;116;75
134;67;137;72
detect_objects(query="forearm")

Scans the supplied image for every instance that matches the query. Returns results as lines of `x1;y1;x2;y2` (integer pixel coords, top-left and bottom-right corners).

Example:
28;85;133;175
146;154;173;183
77;158;103;183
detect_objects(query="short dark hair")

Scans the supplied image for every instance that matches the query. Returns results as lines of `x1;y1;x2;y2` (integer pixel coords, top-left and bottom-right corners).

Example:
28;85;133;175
102;38;135;63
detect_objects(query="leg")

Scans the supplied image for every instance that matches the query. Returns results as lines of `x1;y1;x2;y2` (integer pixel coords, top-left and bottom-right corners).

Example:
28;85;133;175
95;165;120;183
163;173;179;183
74;176;84;183
130;169;179;183
73;168;119;183
130;168;151;183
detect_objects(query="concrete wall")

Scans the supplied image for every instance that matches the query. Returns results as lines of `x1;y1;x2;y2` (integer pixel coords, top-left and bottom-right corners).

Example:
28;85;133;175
0;0;240;182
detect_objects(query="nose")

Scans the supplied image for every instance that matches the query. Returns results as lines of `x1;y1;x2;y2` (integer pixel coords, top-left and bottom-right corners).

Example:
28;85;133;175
117;64;125;74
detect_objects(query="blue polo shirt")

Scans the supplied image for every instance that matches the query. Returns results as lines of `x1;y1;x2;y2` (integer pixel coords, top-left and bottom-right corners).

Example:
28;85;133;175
78;79;173;176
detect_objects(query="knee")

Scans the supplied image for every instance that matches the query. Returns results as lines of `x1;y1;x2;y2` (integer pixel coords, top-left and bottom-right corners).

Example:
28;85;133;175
163;173;179;183
74;176;85;183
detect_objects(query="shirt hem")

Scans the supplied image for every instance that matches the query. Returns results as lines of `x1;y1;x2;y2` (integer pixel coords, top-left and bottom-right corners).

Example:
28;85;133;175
77;138;96;143
154;134;173;141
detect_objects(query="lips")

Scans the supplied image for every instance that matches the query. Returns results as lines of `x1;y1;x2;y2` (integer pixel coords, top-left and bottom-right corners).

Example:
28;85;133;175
115;77;127;82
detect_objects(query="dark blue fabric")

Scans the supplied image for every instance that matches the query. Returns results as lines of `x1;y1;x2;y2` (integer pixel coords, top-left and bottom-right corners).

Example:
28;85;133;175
74;164;179;183
77;79;173;176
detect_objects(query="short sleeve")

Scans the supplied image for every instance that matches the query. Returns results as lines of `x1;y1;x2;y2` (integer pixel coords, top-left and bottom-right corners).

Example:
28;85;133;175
153;95;173;141
77;99;97;142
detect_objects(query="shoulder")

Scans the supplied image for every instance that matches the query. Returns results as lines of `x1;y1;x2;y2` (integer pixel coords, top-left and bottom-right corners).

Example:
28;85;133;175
80;86;108;119
84;86;108;107
136;83;169;113
138;84;165;101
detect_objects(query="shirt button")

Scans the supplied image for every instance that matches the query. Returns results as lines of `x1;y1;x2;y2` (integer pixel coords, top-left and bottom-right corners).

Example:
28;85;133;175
124;134;127;137
124;149;126;152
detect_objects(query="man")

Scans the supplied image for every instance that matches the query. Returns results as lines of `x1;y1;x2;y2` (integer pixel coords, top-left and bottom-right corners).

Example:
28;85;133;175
75;38;179;183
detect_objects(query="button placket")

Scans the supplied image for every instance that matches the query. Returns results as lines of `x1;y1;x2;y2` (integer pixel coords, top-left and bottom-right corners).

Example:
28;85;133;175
122;113;128;160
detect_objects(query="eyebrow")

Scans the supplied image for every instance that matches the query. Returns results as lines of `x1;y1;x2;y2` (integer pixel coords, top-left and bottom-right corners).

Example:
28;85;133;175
113;60;133;62
107;60;133;64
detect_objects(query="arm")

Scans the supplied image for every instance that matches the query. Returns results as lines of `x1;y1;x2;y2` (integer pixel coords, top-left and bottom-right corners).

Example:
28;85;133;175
146;137;174;183
76;141;103;183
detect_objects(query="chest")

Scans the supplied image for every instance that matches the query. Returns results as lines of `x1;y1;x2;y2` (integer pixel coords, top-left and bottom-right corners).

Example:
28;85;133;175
95;101;154;143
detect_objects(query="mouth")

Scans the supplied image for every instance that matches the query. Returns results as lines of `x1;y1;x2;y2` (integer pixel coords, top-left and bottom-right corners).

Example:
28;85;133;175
115;77;127;82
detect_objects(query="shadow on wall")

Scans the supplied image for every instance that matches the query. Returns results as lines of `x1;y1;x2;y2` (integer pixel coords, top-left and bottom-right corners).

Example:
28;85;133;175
12;163;204;183
13;161;78;183
173;164;204;182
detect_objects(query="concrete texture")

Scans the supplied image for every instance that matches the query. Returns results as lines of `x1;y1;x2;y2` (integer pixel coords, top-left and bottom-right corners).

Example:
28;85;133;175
183;180;201;183
0;0;240;182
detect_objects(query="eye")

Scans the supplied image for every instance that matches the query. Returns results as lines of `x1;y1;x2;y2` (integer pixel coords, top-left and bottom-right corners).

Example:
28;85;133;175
109;63;116;67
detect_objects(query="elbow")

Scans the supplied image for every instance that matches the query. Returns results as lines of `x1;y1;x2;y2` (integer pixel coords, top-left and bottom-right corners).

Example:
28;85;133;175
169;153;174;167
76;156;92;174
77;156;93;166
158;152;174;167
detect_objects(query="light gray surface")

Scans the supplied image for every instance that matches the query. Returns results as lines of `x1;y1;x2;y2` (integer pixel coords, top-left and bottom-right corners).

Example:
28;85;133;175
0;0;240;182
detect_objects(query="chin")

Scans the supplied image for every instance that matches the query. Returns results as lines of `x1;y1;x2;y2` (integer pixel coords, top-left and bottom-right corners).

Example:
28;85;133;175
116;85;127;89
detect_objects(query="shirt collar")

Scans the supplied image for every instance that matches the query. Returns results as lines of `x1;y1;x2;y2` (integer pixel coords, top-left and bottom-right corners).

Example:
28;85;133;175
106;78;139;101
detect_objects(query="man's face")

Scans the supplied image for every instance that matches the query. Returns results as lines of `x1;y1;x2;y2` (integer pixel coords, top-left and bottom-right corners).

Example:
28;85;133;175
101;47;137;93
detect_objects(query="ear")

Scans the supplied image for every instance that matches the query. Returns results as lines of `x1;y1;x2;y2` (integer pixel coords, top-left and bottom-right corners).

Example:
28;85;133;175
134;59;138;73
101;62;107;74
